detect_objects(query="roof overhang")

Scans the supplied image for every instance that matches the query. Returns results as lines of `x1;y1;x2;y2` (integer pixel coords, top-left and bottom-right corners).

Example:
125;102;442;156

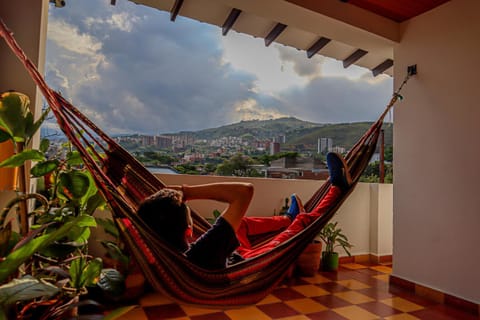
128;0;449;76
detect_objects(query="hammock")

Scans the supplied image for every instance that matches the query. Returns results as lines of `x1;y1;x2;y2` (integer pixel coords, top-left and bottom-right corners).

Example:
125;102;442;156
0;19;409;306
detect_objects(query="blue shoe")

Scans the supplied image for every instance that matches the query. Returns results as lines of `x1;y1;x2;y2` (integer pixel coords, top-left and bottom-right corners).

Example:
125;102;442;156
326;152;352;191
285;194;300;220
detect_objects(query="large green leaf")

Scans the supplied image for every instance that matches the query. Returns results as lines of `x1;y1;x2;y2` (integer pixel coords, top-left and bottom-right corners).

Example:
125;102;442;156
0;215;96;283
66;150;84;166
0;149;45;168
0;92;29;141
69;256;102;289
0;130;10;143
57;171;90;201
82;257;103;287
31;160;60;177
69;257;85;289
0;276;59;306
84;191;106;215
67;224;91;244
39;138;50;153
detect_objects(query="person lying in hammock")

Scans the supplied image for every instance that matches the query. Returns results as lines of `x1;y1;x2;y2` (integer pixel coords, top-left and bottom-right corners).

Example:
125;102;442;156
138;152;351;270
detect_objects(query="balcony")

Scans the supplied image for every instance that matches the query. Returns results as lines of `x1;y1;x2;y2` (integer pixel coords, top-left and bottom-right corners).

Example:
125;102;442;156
89;174;475;319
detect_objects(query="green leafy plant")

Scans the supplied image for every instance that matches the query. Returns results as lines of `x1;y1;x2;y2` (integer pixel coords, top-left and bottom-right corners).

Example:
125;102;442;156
318;222;353;256
0;91;126;318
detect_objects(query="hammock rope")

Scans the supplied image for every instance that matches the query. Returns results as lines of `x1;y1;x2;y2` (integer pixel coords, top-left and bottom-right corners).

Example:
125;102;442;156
0;18;411;306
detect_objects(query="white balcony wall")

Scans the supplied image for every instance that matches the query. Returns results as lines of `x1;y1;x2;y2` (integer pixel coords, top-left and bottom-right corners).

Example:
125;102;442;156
394;0;480;303
155;174;393;258
0;176;393;259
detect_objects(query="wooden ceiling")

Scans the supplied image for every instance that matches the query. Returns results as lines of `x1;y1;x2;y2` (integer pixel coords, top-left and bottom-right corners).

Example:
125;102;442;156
129;0;450;76
343;0;451;22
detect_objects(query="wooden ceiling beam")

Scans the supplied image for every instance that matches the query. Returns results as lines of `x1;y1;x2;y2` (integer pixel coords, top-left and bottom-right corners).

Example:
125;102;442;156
170;0;184;22
264;23;287;47
306;37;331;58
372;59;394;76
343;49;368;68
222;8;242;36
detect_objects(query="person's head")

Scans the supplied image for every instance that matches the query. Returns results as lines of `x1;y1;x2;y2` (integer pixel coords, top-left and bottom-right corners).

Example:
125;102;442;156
137;188;192;252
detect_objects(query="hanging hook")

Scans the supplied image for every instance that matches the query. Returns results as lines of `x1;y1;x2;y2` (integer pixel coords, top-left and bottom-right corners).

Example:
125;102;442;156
407;65;417;76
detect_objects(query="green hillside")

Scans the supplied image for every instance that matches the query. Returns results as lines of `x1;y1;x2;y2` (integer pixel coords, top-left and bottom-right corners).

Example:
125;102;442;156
185;117;392;150
191;117;321;140
287;122;393;149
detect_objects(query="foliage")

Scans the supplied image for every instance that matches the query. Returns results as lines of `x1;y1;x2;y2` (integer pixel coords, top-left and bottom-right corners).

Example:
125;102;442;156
0;92;125;318
253;151;298;166
0;91;49;145
318;222;353;256
360;161;393;183
174;163;199;174
215;153;262;177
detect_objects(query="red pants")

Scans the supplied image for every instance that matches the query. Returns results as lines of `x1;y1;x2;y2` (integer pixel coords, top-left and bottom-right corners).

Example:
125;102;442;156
236;186;342;258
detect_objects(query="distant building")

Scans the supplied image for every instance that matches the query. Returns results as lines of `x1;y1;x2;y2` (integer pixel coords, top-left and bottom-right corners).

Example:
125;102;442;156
318;137;333;153
270;142;280;155
273;134;286;143
141;135;155;146
155;135;172;148
268;156;329;180
331;146;346;154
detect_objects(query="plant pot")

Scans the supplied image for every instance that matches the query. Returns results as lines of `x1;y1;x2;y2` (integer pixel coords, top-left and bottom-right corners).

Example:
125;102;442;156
321;251;339;271
296;241;322;276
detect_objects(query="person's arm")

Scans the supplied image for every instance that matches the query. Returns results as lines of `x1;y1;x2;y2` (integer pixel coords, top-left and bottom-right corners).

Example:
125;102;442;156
169;182;254;231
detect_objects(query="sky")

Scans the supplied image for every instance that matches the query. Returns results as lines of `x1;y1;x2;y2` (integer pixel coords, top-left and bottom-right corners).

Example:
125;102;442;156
45;0;393;135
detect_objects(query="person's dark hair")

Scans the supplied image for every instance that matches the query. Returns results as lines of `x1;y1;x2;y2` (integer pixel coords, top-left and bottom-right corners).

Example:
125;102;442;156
137;188;189;252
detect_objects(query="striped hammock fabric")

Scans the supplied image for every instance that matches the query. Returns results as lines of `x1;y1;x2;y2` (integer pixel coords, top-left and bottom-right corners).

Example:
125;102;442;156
0;18;401;306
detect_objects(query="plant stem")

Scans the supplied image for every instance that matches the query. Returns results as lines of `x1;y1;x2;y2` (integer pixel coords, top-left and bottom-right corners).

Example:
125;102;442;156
16;141;29;235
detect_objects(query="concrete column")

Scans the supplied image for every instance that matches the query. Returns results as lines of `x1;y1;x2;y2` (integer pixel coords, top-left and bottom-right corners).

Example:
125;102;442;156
0;0;49;196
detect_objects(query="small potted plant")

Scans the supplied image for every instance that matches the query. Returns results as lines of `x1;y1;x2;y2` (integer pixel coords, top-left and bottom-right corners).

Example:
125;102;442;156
318;221;353;271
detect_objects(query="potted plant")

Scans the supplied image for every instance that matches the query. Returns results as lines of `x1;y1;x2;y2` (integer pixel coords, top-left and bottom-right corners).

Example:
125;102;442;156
0;91;130;319
318;221;353;271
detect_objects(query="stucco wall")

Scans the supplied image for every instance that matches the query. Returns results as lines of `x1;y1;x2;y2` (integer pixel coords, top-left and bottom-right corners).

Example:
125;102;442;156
394;0;480;303
156;174;392;258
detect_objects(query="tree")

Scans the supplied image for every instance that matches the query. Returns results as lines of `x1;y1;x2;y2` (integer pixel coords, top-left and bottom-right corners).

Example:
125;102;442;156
360;161;393;183
384;146;393;162
215;153;262;177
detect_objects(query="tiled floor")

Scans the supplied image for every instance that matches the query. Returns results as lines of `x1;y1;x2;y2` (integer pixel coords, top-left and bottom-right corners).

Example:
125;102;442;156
116;263;477;320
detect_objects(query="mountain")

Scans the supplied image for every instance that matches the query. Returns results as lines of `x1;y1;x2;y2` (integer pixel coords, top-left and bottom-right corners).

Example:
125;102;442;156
181;117;392;149
287;122;393;149
185;117;321;140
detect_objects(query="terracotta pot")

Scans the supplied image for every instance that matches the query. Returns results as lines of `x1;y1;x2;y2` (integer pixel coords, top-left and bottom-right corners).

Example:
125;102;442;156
0;140;17;191
296;241;322;276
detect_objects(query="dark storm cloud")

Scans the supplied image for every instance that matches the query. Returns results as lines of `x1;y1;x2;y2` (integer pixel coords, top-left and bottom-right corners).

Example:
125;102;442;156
47;0;257;134
275;76;393;123
45;0;392;135
276;45;324;78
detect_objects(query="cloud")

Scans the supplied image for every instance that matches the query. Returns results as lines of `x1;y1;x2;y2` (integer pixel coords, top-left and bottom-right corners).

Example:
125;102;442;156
276;45;325;79
276;75;393;123
44;0;393;136
47;19;102;56
85;12;140;32
232;98;289;122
